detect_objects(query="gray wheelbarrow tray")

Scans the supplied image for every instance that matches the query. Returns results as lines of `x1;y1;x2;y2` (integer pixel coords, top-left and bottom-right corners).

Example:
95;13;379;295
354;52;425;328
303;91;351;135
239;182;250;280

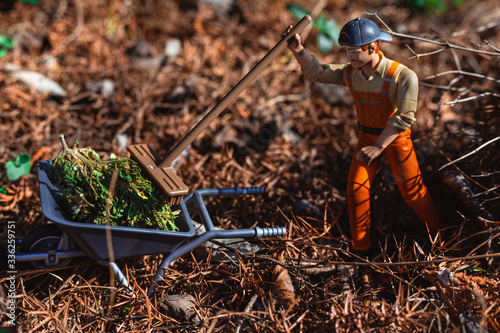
16;160;285;298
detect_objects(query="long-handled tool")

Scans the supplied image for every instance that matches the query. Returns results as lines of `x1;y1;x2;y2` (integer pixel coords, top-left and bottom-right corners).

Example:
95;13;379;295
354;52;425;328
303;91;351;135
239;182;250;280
128;15;312;205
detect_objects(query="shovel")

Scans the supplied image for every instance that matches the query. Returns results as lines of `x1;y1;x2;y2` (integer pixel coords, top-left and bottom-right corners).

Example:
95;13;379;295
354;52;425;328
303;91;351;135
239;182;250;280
129;15;312;205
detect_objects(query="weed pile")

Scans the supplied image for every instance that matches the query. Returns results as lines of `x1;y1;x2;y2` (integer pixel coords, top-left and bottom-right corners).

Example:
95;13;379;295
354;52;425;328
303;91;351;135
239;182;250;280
51;134;178;230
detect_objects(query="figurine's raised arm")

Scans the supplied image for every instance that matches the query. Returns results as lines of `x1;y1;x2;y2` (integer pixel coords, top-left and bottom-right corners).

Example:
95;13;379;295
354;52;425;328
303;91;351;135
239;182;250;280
282;25;314;70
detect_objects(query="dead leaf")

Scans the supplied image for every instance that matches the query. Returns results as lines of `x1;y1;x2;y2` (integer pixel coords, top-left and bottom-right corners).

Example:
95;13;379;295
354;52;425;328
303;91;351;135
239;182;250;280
272;255;296;308
159;294;200;324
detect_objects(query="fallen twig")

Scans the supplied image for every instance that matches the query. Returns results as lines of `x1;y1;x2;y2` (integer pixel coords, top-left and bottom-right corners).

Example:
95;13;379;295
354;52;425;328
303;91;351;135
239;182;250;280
438;136;500;171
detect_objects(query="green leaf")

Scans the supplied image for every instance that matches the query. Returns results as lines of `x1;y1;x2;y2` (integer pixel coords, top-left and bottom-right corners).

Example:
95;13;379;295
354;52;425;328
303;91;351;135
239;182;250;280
6;153;31;181
287;4;312;22
315;15;326;31
406;0;462;14
317;32;334;54
0;35;16;58
0;187;6;195
0;36;16;48
413;0;426;8
21;0;39;4
323;19;340;46
465;267;483;273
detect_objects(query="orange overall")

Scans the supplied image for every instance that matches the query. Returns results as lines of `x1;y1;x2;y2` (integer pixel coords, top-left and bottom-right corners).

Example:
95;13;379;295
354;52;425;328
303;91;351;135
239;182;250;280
346;62;444;252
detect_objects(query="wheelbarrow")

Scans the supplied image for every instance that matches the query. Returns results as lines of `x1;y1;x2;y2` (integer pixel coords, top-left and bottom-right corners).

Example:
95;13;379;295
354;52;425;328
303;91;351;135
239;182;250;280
15;161;286;298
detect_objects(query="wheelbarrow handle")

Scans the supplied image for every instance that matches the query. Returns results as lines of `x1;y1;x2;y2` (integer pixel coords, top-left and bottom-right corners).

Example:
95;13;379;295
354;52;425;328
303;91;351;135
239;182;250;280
187;186;264;198
218;186;264;196
159;15;312;168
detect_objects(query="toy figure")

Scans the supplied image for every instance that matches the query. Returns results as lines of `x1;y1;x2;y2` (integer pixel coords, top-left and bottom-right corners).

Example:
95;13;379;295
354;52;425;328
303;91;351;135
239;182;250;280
284;18;446;254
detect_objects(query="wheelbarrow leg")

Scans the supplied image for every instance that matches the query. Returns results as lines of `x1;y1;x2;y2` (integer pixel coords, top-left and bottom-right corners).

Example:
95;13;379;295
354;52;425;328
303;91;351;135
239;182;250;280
147;186;286;299
147;227;286;298
104;262;135;296
147;230;222;298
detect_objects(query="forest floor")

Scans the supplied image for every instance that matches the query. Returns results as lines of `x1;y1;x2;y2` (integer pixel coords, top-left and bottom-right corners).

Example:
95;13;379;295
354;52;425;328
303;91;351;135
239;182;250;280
1;0;499;331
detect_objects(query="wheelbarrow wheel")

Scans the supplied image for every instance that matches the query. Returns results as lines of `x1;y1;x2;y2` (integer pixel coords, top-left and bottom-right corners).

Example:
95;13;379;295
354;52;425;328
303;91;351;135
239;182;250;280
20;224;72;269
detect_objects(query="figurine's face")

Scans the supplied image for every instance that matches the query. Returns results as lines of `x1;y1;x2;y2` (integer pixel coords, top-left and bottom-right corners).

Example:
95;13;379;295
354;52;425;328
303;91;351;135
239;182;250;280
343;45;373;69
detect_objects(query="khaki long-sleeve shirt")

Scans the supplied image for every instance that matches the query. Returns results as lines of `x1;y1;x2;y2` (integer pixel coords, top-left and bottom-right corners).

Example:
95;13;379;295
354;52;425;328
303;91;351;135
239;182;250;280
302;52;418;132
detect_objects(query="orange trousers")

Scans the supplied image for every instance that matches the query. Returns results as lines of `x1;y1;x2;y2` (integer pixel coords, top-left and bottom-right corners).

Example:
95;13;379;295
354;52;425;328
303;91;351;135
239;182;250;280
347;129;445;252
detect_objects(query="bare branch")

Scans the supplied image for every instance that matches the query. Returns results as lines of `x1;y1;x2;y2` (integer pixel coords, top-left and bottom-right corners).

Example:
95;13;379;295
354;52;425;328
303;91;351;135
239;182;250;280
452;19;500;37
444;91;500;106
424;70;500;84
472;170;500;178
419;82;466;92
474;184;500;198
366;12;500;57
406;45;447;60
484;40;500;52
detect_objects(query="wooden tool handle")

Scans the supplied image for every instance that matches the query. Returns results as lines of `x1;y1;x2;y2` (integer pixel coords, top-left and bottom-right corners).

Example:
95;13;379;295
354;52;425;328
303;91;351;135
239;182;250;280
159;15;312;168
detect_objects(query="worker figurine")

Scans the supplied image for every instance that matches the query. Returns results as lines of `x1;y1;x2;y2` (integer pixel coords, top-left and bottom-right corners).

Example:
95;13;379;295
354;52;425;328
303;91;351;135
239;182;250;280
284;17;446;255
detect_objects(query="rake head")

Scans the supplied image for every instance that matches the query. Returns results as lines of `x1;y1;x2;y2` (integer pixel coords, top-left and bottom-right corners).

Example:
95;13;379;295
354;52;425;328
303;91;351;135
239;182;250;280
128;144;188;205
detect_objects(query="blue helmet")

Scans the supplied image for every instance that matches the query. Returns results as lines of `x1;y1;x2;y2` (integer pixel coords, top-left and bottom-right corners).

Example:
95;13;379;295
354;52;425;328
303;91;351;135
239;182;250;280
338;18;392;47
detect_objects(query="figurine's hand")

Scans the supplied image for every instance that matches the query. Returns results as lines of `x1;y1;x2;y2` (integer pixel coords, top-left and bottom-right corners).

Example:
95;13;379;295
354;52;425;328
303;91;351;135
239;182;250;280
356;145;384;165
281;25;303;53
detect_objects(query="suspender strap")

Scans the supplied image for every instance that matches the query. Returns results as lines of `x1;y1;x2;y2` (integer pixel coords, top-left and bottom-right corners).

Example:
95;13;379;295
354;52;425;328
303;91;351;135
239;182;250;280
346;65;354;92
380;61;401;96
346;60;403;131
